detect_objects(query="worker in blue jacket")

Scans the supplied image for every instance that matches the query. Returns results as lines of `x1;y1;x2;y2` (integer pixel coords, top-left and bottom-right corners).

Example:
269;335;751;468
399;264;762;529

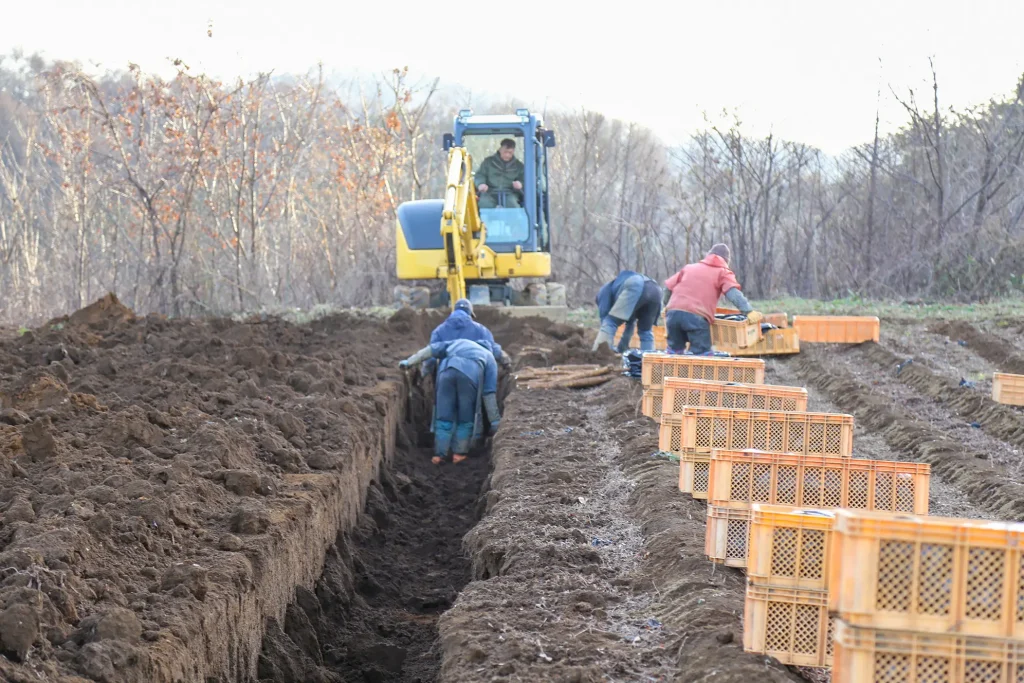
592;270;663;352
400;338;503;465
424;298;509;374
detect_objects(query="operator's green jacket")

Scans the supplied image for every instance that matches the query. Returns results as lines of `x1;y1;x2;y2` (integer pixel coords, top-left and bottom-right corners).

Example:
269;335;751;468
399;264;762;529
474;152;525;192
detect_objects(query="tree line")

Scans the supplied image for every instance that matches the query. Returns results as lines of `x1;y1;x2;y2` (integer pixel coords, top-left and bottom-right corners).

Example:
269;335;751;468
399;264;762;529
2;51;1024;324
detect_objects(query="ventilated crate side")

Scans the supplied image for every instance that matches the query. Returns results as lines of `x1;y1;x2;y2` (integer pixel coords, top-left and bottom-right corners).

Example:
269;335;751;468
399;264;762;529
706;504;753;566
708;450;930;514
726;328;801;357
614;324;668;351
678;407;855;458
829;508;1024;639
832;620;1024;683
716;307;789;328
743;585;833;668
791;315;880;344
992;372;1024;407
711;317;762;348
641;354;766;388
678;449;711;497
641;387;663;418
661;377;808;415
747;504;836;592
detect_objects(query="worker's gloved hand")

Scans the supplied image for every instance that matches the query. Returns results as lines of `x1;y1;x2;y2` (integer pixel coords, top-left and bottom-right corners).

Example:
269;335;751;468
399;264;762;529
490;419;500;433
500;351;513;369
746;311;763;325
399;360;409;369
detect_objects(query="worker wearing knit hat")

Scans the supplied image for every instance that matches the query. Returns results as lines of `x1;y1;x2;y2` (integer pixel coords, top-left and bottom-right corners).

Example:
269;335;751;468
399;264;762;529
662;243;762;354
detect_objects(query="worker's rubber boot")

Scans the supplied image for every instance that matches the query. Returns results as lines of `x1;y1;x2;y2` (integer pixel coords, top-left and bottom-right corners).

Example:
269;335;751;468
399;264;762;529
433;420;454;465
591;329;615;352
452;422;473;463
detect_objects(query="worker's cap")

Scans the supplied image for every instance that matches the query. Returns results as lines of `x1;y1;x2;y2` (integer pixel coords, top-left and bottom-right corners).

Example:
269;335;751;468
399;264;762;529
454;298;476;318
708;243;731;263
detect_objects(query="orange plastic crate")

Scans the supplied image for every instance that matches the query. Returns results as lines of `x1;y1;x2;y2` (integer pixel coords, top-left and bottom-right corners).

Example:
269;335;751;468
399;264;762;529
717;307;789;328
744;584;834;668
711;317;762;348
705;452;930;568
658;407;855;458
992;372;1024;407
705;504;754;567
641;387;663;418
641;354;765;388
678;448;711;497
661;377;808;415
747;504;836;592
832;620;1024;683
613;324;667;350
791;315;880;343
725;328;801;357
708;451;929;513
829;509;1024;639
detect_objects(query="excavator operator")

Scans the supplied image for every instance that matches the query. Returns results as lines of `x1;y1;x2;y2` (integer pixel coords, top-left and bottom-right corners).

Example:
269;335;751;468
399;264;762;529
475;138;525;209
399;338;504;465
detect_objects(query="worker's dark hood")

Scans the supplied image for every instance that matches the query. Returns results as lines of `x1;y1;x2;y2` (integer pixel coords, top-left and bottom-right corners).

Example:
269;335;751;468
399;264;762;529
446;309;475;329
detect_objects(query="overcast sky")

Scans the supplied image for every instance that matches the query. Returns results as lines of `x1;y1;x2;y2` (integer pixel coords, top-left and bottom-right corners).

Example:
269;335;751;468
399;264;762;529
3;0;1023;154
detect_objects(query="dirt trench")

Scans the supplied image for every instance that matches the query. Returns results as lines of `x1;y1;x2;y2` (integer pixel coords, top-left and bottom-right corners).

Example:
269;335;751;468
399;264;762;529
256;372;508;683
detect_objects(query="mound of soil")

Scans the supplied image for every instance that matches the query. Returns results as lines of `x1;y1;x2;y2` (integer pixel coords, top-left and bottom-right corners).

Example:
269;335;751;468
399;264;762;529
439;379;806;682
0;298;423;682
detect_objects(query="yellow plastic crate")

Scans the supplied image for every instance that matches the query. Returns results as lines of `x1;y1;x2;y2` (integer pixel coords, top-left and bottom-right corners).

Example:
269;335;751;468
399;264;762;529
658;407;854;458
744;584;833;668
641;354;765;388
748;504;836;592
725;328;801;357
792;315;880;343
992;372;1024;407
711;316;762;348
662;377;807;415
833;620;1024;683
829;509;1024;639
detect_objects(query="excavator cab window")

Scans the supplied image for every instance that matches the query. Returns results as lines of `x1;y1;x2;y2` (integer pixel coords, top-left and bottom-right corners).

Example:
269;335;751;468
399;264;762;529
462;132;530;248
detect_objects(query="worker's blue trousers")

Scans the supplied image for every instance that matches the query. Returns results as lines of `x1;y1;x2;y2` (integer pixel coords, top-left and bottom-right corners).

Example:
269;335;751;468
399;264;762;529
435;368;478;457
666;310;713;354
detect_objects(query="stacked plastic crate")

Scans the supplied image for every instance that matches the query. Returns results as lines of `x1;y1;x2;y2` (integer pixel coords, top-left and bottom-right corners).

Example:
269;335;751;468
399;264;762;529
707;453;931;669
827;509;1024;681
640;353;766;420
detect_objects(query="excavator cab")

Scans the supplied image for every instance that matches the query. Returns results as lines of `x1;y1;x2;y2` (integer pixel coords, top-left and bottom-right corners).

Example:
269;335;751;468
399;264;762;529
395;109;564;319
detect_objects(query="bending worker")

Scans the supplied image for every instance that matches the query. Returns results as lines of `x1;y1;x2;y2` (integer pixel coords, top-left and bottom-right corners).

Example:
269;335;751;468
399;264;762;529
592;269;663;352
662;243;762;354
399;338;503;465
425;298;510;374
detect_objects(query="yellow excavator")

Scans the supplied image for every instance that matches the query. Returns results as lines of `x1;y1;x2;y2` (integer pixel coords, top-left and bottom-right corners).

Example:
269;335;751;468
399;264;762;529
394;108;567;321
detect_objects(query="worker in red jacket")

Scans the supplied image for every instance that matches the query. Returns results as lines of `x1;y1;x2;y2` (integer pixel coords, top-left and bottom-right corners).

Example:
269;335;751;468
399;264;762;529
662;243;762;354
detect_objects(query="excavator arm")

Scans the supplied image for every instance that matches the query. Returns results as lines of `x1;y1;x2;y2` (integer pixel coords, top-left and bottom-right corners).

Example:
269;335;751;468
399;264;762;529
441;147;493;305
